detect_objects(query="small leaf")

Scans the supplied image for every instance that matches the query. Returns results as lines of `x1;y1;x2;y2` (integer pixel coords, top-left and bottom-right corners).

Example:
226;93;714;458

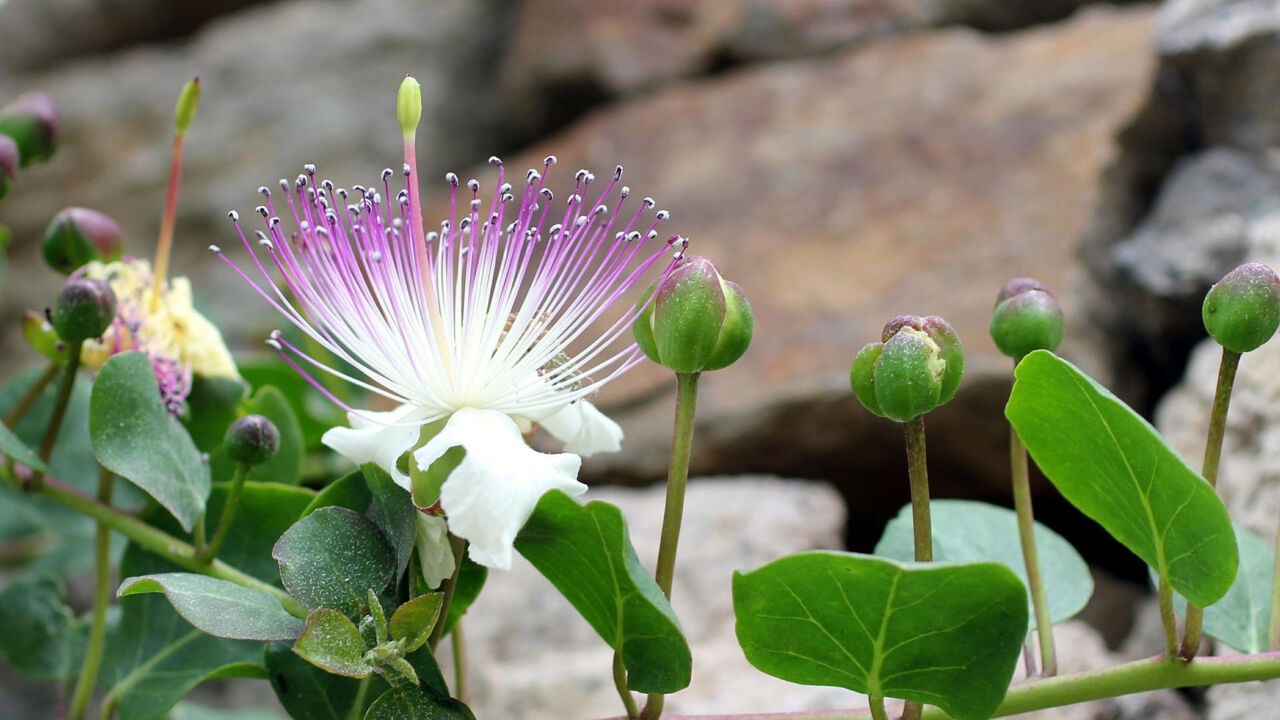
104;545;266;720
303;469;373;517
874;499;1093;632
90;352;210;531
363;463;417;576
265;642;447;720
118;573;304;642
515;490;690;694
363;686;475;720
273;506;396;616
0;420;47;472
442;555;487;636
389;593;444;653
293;609;373;678
734;552;1027;720
0;573;85;679
411;440;463;510
1006;350;1238;607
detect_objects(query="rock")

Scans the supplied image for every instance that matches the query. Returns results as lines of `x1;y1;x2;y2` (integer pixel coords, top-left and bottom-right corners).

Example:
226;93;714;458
0;0;507;371
0;0;276;73
489;5;1155;551
441;477;854;718
1207;681;1280;720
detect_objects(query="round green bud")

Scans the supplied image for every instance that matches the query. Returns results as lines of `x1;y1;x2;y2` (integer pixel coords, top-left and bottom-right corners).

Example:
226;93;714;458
851;315;964;422
52;277;116;344
223;414;280;466
42;207;123;274
0;93;58;167
990;277;1064;360
1202;262;1280;353
632;255;753;374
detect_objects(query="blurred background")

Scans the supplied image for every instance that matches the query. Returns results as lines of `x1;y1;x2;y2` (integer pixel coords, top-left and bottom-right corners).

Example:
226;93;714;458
5;0;1280;718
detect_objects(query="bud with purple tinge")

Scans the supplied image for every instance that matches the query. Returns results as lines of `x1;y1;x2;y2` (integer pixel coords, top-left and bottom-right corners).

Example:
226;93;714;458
989;277;1065;361
42;207;123;274
52;277;116;345
0;93;58;167
851;315;964;423
1203;262;1280;353
224;414;280;466
632;255;753;374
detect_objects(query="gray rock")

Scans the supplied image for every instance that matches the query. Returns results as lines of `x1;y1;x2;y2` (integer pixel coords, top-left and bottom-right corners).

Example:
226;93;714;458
1207;681;1280;720
439;476;856;718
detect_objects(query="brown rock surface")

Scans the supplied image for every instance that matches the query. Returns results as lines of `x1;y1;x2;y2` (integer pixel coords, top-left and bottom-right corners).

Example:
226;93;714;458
490;5;1157;548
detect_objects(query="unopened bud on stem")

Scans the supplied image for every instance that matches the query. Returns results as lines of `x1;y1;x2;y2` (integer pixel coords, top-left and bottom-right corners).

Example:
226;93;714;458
52;277;116;344
42;207;123;274
0;93;58;167
851;315;964;423
632;256;753;374
397;76;422;137
174;77;201;135
990;277;1064;360
223;414;280;466
1202;262;1280;353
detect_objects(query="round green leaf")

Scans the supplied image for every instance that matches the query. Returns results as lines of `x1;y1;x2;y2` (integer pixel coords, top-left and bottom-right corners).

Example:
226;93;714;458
1006;350;1238;607
292;609;372;678
733;551;1027;720
875;499;1093;632
273;506;396;617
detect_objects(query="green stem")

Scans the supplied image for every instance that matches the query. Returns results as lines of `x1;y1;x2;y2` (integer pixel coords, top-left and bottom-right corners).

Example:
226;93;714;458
345;677;371;720
867;697;888;720
67;466;115;720
452;620;470;705
1010;426;1056;675
198;464;249;563
1158;576;1179;658
901;415;931;720
1271;522;1280;651
589;653;1280;720
24;471;306;617
641;372;701;720
1181;347;1240;661
614;652;640;719
429;533;467;650
30;342;82;492
3;361;58;428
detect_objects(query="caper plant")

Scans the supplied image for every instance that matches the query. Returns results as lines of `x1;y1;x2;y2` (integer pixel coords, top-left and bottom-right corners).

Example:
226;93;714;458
6;76;1280;720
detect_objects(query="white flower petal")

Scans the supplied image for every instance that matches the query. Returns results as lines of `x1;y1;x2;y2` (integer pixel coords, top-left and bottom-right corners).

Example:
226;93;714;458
415;513;455;590
414;408;585;570
321;404;428;490
539;400;623;457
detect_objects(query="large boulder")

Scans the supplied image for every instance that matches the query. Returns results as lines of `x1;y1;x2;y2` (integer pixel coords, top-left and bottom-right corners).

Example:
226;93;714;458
486;5;1155;550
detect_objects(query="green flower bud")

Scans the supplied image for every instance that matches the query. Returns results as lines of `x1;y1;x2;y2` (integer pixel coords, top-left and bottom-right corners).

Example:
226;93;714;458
1202;262;1280;353
397;76;422;137
989;277;1065;360
52;277;116;344
850;315;964;422
174;77;201;135
632;255;753;374
42;207;123;274
223;414;280;466
0;93;58;167
0;134;17;200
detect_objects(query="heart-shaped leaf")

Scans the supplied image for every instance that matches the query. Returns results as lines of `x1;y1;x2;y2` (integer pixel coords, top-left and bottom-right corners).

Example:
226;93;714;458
514;490;690;694
118;573;304;642
273;506;396;617
293;609;372;678
875;499;1093;632
90;352;210;531
1006;350;1237;607
734;551;1027;720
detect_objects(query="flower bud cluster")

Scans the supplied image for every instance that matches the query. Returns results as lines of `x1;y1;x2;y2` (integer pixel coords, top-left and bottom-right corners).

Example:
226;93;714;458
851;315;963;423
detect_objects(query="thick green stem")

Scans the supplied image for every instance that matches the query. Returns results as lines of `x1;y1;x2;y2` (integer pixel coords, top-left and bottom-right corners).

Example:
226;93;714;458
868;697;889;720
1182;347;1240;661
198;464;249;562
452;619;470;705
67;467;115;720
1158;577;1179;658
590;652;1280;720
24;471;306;617
613;652;640;719
901;415;931;720
3;361;58;429
30;342;82;491
641;372;701;720
1010;427;1056;675
429;533;467;650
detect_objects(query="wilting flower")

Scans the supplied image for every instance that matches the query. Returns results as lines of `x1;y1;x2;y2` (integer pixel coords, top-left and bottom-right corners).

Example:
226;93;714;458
215;143;685;578
78;257;239;414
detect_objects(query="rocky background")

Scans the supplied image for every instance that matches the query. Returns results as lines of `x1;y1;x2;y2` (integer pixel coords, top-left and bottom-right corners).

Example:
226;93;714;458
3;0;1280;718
